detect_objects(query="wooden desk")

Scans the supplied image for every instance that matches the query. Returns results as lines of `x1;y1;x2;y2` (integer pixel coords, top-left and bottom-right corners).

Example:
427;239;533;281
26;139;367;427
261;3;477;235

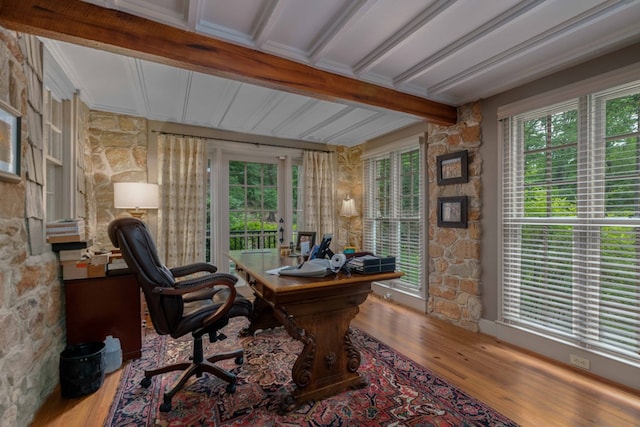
64;273;143;360
227;250;403;411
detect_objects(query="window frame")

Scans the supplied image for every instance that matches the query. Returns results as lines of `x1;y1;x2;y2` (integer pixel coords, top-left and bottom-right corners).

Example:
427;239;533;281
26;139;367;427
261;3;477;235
499;79;640;370
43;89;76;223
206;140;303;271
362;136;427;305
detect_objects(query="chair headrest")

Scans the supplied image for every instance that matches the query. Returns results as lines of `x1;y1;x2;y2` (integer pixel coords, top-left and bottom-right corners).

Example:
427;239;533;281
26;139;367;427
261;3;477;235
108;216;147;248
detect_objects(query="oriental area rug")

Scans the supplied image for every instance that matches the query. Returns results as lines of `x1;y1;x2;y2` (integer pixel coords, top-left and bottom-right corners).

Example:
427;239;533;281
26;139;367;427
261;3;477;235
105;318;518;426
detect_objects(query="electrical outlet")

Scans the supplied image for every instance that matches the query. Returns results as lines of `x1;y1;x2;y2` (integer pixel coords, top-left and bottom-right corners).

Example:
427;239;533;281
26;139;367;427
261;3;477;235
570;354;590;370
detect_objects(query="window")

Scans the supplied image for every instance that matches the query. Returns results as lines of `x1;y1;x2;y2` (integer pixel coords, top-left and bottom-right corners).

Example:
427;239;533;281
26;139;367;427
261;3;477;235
364;144;425;299
43;87;79;224
501;80;640;363
205;141;302;270
44;90;64;222
43;48;82;236
228;160;279;250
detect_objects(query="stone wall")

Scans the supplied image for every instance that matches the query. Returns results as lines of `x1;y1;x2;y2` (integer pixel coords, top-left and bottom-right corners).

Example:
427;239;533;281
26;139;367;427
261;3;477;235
427;103;482;331
0;30;66;427
335;145;363;250
87;111;149;249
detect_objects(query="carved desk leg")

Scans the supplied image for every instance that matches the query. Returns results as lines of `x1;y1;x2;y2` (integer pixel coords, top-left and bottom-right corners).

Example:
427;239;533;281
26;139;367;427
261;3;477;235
278;301;369;413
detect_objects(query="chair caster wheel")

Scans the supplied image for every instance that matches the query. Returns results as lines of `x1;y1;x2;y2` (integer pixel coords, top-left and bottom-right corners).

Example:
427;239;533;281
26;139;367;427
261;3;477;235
159;400;172;412
141;377;152;388
235;356;244;365
226;381;237;394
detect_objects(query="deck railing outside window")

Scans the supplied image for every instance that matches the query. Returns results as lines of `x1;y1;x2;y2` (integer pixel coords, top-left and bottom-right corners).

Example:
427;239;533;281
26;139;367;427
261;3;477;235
229;230;278;250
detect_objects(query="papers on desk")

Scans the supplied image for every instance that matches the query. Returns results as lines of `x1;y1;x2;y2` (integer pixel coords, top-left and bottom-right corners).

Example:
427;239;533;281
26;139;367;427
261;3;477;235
265;260;335;277
265;266;290;275
346;255;379;267
278;260;334;277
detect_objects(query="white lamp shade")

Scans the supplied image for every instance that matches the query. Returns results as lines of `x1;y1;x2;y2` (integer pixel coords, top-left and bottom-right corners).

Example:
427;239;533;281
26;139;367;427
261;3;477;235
340;198;358;217
113;182;159;209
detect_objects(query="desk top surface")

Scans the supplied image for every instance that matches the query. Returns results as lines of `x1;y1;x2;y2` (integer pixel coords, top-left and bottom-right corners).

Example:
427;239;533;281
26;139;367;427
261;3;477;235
226;249;403;294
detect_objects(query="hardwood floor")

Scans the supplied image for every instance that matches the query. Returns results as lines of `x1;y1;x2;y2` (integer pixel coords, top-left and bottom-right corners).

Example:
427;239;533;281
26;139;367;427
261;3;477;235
31;296;640;426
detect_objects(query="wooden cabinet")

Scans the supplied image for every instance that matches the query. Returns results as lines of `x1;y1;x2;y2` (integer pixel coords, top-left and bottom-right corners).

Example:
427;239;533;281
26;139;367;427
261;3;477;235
64;273;143;360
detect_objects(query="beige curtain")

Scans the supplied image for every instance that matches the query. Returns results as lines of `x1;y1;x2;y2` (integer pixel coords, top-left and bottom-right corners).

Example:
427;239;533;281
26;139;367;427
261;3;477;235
301;151;337;237
156;134;206;268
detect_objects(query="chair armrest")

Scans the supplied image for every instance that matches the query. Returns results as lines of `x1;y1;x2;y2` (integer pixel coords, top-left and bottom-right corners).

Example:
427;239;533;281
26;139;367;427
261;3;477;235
152;273;237;296
170;262;217;277
154;273;239;328
170;262;218;277
201;282;238;327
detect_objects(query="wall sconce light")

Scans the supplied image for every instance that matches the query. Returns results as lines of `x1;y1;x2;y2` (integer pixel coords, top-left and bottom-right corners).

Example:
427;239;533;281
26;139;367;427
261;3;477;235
113;182;159;219
340;196;358;246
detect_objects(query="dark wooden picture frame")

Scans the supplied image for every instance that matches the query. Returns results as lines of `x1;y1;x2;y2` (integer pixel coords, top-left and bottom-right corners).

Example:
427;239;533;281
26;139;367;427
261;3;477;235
436;150;468;185
0;99;21;183
437;196;467;228
295;231;316;253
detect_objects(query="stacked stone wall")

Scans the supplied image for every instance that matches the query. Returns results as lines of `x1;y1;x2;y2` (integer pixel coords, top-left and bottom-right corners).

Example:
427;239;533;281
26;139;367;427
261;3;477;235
336;145;363;250
0;29;66;427
87;111;148;249
427;103;482;331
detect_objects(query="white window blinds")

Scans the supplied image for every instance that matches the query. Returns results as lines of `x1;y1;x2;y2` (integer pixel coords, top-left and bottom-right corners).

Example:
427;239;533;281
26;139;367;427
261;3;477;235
501;80;640;362
363;146;424;293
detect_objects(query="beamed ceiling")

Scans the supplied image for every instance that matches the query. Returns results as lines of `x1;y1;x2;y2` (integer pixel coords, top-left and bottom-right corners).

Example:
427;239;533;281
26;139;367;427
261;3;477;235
1;0;640;146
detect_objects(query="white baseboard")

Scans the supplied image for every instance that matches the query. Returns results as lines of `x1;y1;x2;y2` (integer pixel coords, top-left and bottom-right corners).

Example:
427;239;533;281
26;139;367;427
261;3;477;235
494;322;640;391
371;282;426;313
478;318;497;336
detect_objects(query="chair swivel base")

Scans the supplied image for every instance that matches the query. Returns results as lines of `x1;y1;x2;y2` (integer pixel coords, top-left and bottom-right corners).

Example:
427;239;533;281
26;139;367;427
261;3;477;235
141;348;244;412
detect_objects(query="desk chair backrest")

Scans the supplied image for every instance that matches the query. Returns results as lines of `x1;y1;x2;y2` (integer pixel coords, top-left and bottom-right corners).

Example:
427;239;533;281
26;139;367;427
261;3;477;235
108;217;182;336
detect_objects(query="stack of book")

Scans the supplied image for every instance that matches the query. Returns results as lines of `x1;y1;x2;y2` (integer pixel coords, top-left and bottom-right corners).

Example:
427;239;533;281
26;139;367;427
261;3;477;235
46;219;85;244
58;247;89;262
346;254;396;274
107;250;130;274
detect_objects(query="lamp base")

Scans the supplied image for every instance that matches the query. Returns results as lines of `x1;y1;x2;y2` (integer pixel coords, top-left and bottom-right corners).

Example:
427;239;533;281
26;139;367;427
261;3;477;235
128;209;146;219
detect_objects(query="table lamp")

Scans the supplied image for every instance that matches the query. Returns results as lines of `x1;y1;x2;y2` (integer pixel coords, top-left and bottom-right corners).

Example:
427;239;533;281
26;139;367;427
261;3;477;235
340;196;358;247
113;182;159;218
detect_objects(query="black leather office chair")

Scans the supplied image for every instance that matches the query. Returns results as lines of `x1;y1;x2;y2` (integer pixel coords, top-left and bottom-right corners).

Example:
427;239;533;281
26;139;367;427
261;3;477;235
108;217;252;412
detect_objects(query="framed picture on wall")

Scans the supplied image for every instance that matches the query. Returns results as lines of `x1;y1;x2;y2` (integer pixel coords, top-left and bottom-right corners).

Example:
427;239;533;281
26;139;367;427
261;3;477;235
436;150;468;185
0;99;21;183
437;196;467;228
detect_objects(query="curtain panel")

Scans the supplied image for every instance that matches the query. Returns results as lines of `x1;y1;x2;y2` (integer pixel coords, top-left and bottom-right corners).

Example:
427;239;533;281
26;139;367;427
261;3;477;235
301;151;337;237
156;134;206;268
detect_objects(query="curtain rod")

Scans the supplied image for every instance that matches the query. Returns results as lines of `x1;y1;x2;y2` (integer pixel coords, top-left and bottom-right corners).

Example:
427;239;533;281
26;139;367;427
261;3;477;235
152;130;334;153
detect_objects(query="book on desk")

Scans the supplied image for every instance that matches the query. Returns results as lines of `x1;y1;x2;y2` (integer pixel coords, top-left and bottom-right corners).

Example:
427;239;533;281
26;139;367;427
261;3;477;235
346;254;396;274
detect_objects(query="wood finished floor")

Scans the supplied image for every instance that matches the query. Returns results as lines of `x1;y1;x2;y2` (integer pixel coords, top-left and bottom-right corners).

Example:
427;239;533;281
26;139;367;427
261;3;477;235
31;295;640;426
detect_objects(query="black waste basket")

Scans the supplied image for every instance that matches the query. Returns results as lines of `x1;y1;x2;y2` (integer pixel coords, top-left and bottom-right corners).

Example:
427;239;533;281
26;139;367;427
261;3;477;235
59;342;106;398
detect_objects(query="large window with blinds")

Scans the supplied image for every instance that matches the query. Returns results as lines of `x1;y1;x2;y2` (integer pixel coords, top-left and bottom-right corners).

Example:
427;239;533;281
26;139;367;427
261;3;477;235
363;145;425;298
501;80;640;363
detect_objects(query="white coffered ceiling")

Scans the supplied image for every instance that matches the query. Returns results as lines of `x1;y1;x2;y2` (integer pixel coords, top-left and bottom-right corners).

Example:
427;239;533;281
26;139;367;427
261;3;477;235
41;0;640;146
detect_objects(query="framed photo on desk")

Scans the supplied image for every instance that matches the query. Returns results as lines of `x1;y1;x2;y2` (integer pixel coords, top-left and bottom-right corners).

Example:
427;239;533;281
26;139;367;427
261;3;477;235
295;231;316;253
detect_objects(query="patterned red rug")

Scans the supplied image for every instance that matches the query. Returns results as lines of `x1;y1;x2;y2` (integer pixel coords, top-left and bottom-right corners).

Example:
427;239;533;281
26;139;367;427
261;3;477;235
105;318;518;426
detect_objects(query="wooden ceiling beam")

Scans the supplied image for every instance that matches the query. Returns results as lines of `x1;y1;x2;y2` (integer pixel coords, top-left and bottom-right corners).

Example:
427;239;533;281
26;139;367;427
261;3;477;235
0;0;457;125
